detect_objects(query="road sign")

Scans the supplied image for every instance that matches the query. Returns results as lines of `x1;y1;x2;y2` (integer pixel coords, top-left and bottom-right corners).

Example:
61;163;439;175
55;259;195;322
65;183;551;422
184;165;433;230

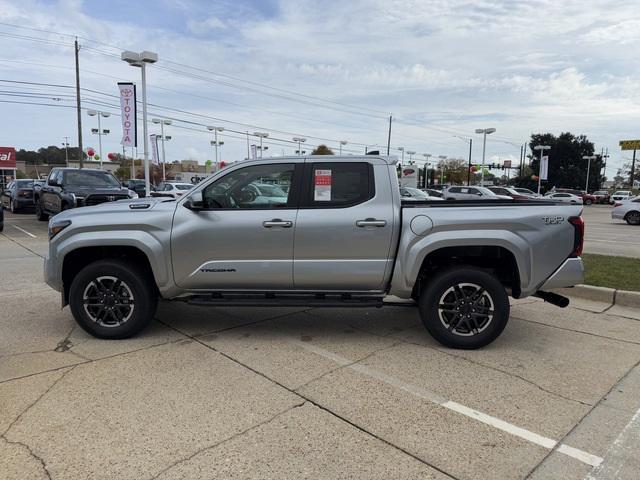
619;140;640;150
504;160;512;168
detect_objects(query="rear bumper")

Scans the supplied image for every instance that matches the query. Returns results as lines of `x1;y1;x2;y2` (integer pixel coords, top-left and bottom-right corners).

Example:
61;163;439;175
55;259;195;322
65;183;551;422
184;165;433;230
539;257;584;291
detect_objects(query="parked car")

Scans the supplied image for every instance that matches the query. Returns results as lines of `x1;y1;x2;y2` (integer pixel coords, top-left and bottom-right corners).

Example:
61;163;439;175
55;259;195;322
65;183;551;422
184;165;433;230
513;187;541;197
543;192;583;204
421;188;443;198
612;197;640;225
35;168;138;221
151;182;194;199
1;179;36;212
45;155;584;349
610;190;633;204
592;190;610;204
444;186;512;201
124;179;148;198
487;186;533;200
553;188;595;205
400;186;443;201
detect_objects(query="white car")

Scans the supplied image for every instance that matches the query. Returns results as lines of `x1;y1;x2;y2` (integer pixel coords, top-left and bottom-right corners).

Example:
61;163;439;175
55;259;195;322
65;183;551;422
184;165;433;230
443;186;512;200
612;196;640;225
543;192;583;204
513;187;541;198
153;182;194;199
610;190;633;204
400;186;443;201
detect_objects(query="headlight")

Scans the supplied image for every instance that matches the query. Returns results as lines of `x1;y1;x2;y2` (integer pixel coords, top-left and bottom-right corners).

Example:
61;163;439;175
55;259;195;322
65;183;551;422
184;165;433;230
48;219;71;240
128;190;139;199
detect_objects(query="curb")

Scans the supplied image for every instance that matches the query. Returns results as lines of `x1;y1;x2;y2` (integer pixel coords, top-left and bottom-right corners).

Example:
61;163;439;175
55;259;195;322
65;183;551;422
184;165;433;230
555;284;640;308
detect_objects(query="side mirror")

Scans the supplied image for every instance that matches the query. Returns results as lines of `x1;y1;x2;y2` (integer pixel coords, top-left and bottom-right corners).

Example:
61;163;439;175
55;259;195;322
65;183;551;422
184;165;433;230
476;192;483;196
184;191;204;210
48;178;59;187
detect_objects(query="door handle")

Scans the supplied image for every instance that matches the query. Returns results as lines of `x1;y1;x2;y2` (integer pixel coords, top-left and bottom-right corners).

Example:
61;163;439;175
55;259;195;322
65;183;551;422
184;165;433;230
263;219;293;228
356;218;387;227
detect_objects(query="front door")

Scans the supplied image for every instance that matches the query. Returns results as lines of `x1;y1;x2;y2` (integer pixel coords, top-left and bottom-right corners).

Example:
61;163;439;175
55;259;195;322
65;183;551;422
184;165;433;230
171;162;301;290
293;160;395;291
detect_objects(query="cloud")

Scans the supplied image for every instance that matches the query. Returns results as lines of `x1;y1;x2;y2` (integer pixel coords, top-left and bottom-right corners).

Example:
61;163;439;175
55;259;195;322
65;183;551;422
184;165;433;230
186;16;226;35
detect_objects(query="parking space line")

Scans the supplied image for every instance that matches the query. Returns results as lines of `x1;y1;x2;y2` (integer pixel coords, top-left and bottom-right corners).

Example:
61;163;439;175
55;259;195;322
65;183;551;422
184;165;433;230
291;339;603;468
12;225;37;238
585;406;640;479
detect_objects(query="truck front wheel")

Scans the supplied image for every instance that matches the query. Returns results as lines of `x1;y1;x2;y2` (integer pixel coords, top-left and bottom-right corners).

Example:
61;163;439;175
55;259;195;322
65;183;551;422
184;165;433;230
69;259;157;339
419;267;510;349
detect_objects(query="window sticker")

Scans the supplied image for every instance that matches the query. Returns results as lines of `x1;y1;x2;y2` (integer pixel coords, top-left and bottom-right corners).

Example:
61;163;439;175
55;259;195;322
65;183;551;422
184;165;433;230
314;169;332;201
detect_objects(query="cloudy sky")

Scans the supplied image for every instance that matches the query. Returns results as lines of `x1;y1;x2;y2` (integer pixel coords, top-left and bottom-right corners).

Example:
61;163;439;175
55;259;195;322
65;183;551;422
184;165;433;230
0;0;639;177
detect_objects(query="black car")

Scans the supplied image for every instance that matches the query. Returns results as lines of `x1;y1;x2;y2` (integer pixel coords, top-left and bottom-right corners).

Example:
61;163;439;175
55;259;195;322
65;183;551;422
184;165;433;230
1;179;37;212
35;168;137;221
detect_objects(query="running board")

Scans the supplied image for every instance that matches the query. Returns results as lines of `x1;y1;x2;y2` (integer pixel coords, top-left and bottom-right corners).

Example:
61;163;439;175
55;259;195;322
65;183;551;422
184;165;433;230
185;292;385;308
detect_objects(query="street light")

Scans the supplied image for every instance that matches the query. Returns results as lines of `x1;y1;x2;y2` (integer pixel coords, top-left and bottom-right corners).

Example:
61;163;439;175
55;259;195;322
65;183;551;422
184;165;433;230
87;110;111;169
422;153;432;186
339;140;347;155
153;118;172;181
534;145;551;195
293;137;307;157
252;132;269;158
406;150;416;163
475;128;496;186
582;155;597;193
122;50;158;197
397;147;405;164
207;126;225;171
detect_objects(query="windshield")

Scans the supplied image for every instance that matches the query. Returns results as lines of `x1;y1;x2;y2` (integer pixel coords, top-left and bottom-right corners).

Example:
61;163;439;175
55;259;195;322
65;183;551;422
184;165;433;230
614;191;630;195
16;180;34;188
64;171;121;187
175;184;193;191
477;187;497;196
255;184;287;197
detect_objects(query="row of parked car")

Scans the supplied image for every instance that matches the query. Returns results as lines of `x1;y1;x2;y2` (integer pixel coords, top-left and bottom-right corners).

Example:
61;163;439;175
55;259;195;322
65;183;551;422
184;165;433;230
0;168;194;219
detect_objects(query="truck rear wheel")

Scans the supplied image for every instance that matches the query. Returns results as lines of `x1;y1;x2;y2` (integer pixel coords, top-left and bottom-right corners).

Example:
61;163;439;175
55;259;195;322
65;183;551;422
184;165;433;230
69;259;157;339
418;266;510;349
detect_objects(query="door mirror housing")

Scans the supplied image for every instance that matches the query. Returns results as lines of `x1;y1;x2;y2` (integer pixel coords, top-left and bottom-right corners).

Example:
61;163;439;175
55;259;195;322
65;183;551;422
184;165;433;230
184;191;203;210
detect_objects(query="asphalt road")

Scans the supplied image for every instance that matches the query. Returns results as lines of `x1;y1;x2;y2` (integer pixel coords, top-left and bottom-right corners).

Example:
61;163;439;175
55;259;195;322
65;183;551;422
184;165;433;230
1;209;640;480
583;205;640;258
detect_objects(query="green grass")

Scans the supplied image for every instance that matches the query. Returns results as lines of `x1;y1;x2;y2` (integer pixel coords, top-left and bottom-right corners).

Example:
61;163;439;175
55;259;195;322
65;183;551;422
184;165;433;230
583;254;640;291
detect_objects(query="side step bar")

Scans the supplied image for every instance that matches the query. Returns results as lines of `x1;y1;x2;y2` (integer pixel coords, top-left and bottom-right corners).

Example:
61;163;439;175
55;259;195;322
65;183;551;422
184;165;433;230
186;292;385;308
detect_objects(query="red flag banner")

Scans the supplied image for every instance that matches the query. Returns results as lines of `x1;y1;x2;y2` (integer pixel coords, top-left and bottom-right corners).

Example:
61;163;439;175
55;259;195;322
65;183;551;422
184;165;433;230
0;147;16;169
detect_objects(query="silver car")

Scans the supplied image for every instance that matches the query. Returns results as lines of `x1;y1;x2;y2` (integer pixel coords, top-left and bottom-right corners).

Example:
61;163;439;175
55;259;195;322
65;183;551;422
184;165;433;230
444;186;511;200
543;192;583;205
612;196;640;225
400;186;443;201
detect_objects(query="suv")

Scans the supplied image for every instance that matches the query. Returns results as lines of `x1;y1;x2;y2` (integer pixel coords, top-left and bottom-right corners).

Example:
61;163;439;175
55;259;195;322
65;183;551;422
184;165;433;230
610;190;633;204
444;186;511;200
592;190;610;204
36;168;137;220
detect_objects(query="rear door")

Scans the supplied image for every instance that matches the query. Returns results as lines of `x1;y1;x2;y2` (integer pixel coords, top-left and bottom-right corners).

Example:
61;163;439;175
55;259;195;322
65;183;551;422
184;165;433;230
293;160;395;291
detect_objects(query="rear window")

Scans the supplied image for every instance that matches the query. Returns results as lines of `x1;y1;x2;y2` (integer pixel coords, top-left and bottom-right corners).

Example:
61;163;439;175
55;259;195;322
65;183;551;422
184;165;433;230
17;180;34;188
305;162;374;208
176;184;193;191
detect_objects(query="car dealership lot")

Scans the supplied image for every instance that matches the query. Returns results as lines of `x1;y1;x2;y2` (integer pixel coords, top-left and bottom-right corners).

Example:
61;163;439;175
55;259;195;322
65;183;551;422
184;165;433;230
2;209;640;480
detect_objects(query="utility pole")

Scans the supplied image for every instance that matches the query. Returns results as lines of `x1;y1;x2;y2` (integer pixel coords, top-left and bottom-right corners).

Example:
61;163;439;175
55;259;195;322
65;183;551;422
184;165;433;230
62;136;70;166
75;38;83;169
631;149;636;189
467;138;473;186
386;115;392;155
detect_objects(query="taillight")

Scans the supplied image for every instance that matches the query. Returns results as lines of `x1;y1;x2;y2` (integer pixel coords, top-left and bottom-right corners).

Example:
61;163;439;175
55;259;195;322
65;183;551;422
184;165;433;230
614;202;622;207
568;216;584;258
18;189;32;198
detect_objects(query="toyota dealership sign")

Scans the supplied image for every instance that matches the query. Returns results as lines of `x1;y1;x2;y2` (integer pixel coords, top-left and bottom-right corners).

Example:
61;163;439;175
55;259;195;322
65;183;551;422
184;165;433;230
0;147;16;169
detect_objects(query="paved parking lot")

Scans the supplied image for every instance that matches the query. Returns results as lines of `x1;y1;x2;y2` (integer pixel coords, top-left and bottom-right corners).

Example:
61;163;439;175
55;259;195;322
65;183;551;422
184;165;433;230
583;205;640;258
2;208;640;480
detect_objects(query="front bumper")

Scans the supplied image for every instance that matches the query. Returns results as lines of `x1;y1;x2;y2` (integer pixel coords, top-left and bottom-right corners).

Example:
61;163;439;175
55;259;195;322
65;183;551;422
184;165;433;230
539;257;585;291
43;252;62;292
612;210;625;220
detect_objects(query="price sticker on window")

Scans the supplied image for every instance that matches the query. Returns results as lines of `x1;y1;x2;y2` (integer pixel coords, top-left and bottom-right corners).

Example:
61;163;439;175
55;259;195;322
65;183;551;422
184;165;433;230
314;169;332;201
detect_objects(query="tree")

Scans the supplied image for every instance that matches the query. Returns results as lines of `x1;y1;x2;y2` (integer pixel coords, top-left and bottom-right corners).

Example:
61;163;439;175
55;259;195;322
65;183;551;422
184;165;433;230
436;157;468;184
311;145;334;155
513;132;603;193
16;146;86;166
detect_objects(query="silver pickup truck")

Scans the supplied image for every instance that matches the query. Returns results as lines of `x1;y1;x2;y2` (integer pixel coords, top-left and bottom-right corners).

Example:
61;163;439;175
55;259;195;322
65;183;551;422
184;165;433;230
44;156;584;349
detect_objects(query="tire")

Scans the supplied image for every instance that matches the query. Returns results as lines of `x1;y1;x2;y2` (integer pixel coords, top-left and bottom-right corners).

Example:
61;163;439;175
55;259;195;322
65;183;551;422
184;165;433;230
35;200;48;221
626;211;640;226
68;259;157;339
584;199;592;205
418;266;510;349
10;199;18;213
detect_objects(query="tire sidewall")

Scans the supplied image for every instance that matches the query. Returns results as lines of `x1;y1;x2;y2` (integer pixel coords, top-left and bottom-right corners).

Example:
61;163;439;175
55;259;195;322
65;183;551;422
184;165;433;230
419;267;510;349
69;260;156;339
626;211;640;225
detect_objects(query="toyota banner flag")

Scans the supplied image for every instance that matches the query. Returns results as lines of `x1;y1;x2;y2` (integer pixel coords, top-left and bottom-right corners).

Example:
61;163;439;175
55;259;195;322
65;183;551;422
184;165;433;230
150;134;160;165
118;82;137;147
540;155;549;180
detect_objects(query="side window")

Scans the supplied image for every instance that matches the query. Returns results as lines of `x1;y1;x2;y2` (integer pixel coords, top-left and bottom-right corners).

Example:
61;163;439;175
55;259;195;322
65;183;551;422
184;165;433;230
306;162;373;208
467;188;479;195
202;163;295;209
448;187;460;193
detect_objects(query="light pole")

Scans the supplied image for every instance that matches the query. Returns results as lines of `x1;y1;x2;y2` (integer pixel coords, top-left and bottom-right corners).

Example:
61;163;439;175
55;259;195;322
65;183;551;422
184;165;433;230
454;136;473;186
475;128;496;186
253;132;269;158
534;145;551;195
582;155;597;193
406;150;416;163
423;153;432;186
153;119;172;181
87;110;110;169
62;137;70;166
293;137;306;156
339;140;347;155
397;147;405;164
122;50;158;196
207;126;225;171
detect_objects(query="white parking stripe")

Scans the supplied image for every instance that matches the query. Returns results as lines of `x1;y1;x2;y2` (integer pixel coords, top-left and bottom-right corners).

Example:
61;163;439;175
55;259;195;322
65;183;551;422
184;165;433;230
585;406;640;479
292;340;603;468
12;225;37;238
